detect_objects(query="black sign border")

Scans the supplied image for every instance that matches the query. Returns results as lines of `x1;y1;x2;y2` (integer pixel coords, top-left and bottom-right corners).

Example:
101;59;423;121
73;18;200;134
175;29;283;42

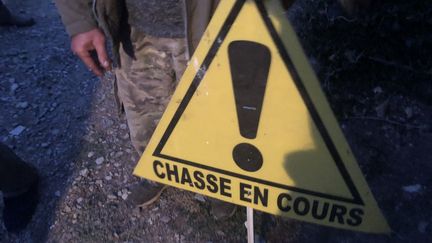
153;0;364;206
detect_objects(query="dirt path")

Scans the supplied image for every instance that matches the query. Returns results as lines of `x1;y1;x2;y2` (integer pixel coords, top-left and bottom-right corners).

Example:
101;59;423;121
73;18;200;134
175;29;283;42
1;0;431;242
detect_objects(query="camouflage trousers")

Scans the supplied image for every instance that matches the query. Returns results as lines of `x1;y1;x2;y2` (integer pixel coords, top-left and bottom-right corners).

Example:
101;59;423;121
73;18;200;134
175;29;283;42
115;28;187;155
115;0;220;155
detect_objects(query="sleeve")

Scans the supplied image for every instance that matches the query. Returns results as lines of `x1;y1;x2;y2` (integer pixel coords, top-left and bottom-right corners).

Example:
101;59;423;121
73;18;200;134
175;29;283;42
54;0;97;37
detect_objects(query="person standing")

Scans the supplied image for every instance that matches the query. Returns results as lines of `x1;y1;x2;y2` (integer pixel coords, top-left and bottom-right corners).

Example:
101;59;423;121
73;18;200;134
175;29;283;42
54;0;239;219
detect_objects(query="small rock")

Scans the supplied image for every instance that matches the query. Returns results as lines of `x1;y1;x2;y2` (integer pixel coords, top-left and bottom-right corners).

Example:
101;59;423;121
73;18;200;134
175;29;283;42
96;180;103;186
41;142;50;148
161;216;171;223
375;99;389;118
107;194;117;200
373;86;383;94
55;191;61;197
194;194;206;202
9;125;26;136
10;83;19;93
114;151;124;158
51;129;60;135
64;206;72;213
403;184;422;193
76;198;83;204
114;163;121;167
117;190;128;200
404;107;413;119
95;157;104;165
120;124;128;130
88;151;95;158
344;50;357;63
418;221;429;233
105;175;112;181
79;169;89;177
16;102;29;109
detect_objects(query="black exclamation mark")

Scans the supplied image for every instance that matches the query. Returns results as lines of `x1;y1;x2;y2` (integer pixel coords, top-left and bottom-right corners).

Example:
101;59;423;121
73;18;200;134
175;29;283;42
228;40;271;172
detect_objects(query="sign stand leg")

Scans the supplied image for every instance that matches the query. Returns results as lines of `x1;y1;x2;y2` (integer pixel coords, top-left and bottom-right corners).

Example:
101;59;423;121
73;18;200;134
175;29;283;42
246;207;254;243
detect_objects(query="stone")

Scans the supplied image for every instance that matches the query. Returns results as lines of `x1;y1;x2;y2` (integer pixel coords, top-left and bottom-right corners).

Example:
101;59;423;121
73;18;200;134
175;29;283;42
9;125;26;136
403;184;422;193
64;206;72;213
373;86;383;94
161;216;171;223
51;129;60;135
16;102;29;109
10;83;19;93
418;221;429;233
404;107;413;119
79;169;89;177
88;151;95;158
96;180;103;186
194;194;206;202
95;157;104;165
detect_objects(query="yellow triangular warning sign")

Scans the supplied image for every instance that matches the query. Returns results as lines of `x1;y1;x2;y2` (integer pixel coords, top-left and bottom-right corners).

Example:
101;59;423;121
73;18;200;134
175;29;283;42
134;0;389;233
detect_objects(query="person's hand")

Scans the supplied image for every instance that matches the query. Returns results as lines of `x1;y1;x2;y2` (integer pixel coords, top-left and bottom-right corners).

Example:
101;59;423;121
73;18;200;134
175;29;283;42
71;28;111;76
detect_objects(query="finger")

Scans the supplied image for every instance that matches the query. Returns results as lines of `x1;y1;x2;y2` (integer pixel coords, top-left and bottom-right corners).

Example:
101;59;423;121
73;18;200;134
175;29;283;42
77;51;103;76
93;36;111;70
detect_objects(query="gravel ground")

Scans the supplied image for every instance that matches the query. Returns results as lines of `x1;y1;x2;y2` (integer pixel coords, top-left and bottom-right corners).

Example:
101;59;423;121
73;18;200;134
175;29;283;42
1;0;431;242
0;0;97;241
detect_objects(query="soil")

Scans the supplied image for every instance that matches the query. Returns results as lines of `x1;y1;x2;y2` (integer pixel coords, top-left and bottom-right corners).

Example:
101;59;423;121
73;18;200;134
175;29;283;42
0;0;431;242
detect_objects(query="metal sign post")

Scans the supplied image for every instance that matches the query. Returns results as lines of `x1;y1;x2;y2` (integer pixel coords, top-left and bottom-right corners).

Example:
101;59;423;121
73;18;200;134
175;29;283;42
246;207;254;243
